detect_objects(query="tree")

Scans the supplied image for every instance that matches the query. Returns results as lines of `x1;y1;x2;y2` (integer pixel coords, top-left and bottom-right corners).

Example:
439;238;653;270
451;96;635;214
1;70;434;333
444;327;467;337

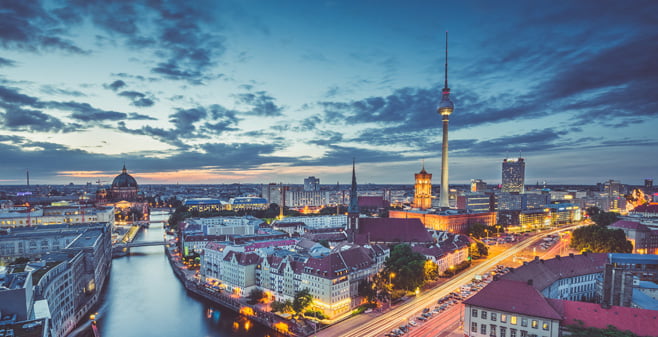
292;288;313;316
468;223;496;239
247;288;265;305
384;244;426;291
423;260;439;281
358;280;378;306
570;225;633;253
586;206;619;227
271;299;293;314
469;241;489;259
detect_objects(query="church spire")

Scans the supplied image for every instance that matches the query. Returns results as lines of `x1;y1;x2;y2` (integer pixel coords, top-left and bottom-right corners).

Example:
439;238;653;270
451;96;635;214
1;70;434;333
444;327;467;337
348;159;359;214
347;159;360;242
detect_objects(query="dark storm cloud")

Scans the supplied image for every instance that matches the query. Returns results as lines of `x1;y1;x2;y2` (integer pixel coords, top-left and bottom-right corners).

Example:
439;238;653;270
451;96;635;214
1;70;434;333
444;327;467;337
0;57;16;67
106;80;127;91
235;91;284;117
118;90;155;107
0;1;86;53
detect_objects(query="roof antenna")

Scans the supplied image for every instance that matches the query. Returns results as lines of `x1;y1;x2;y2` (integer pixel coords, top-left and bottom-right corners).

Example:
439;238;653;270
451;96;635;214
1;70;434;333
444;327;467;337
444;31;449;90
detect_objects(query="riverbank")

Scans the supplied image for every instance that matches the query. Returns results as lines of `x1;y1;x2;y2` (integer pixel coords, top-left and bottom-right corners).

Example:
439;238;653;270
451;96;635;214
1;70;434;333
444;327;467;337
163;242;303;336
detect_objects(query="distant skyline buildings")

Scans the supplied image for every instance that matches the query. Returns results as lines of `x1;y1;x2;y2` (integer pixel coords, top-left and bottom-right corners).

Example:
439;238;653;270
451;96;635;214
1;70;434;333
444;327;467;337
501;157;525;194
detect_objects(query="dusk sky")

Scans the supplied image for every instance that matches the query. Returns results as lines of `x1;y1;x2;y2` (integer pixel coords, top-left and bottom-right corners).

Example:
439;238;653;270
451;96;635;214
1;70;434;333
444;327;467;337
1;1;656;186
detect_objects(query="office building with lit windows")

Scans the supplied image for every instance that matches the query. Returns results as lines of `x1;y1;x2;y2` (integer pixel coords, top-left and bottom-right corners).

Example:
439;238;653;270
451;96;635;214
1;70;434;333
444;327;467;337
502;158;525;194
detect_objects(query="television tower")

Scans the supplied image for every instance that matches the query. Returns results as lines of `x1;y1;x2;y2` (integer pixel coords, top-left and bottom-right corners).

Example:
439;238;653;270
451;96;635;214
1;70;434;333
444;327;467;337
438;31;454;209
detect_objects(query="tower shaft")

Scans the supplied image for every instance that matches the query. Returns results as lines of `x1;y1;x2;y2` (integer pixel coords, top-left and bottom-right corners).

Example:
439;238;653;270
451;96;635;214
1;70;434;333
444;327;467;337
440;118;450;208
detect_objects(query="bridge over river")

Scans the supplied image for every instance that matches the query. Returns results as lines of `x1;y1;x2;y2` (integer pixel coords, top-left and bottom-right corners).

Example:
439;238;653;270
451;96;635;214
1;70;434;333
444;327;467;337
112;240;168;256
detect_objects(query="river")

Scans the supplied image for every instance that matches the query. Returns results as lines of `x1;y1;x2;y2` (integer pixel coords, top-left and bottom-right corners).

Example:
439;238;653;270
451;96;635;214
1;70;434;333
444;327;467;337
75;214;279;337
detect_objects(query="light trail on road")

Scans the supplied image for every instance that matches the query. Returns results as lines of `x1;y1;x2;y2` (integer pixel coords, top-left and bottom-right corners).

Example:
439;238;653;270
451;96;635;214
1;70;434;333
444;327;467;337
320;224;585;337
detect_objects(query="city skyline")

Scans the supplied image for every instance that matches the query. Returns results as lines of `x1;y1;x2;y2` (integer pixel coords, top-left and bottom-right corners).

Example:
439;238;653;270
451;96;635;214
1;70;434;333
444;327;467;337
1;1;656;185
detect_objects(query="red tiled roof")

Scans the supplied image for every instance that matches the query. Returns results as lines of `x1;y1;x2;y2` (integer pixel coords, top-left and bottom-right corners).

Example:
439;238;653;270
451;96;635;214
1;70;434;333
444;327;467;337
549;299;658;337
356;217;433;244
463;279;562;320
610;220;649;231
501;253;608;291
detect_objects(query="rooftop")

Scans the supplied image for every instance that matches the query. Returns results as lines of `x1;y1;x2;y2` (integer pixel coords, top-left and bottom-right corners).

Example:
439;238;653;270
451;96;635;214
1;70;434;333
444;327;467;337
464;279;562;320
550;299;658;336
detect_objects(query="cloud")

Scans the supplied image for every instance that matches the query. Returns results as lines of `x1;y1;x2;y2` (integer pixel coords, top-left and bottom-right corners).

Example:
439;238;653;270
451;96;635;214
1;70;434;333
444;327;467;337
116;104;241;147
0;57;16;67
235;91;284;117
0;85;40;106
106;80;127;91
0;1;87;53
118;90;155;107
0;105;75;132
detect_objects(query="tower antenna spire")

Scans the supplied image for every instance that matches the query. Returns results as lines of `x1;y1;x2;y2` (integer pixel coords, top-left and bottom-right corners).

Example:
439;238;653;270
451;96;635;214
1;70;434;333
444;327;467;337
444;31;449;90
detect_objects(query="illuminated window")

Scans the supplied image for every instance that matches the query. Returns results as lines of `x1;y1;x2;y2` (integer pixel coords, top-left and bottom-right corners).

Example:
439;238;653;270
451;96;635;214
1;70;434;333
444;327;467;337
531;320;538;329
501;314;507;323
542;322;549;331
511;316;517;325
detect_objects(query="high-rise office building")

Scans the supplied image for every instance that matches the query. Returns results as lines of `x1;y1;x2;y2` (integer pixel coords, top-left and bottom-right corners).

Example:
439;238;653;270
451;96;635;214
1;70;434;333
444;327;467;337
414;164;432;210
304;176;320;191
502;157;525;194
645;179;653;189
438;32;454;209
605;179;621;197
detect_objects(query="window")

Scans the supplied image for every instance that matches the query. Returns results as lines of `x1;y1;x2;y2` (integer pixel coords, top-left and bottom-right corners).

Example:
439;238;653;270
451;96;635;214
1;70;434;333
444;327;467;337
482;311;488;319
521;318;528;327
510;328;517;337
472;322;478;332
531;320;538;329
491;313;497;321
500;326;507;337
472;308;478;318
520;330;528;337
490;324;497;337
481;324;487;335
542;322;549;331
511;316;517;325
501;314;508;323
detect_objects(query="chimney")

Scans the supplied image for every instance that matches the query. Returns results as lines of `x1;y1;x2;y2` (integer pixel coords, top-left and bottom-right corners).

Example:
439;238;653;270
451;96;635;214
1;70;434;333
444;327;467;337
569;253;574;258
534;256;539;261
527;279;533;286
555;255;560;259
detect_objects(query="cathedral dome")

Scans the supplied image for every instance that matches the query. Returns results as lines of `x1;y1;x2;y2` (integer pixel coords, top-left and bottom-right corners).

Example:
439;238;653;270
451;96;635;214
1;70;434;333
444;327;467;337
112;165;138;188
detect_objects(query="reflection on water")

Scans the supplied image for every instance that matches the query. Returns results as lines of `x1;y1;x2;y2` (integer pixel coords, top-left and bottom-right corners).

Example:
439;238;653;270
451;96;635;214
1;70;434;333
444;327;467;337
83;214;278;337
